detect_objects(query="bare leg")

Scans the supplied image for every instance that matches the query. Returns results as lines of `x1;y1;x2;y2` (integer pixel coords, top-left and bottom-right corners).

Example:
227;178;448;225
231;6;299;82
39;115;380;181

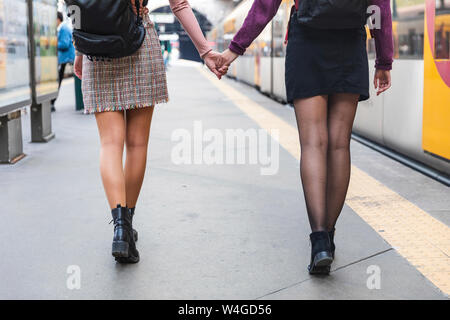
293;95;329;232
325;93;359;231
95;111;127;209
125;107;154;208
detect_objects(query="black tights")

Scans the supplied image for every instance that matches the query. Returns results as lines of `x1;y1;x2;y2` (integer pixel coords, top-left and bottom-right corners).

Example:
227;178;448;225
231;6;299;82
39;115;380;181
293;94;359;232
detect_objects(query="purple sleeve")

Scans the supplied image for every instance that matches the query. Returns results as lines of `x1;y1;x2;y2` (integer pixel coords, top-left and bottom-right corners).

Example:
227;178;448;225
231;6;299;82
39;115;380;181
370;0;394;70
229;0;283;55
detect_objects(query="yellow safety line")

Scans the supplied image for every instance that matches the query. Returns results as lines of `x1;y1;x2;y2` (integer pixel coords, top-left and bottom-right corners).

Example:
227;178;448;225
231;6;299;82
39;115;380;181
198;67;450;296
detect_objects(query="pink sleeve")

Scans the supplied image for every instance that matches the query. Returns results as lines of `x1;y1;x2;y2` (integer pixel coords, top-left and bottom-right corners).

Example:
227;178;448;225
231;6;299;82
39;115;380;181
169;0;212;58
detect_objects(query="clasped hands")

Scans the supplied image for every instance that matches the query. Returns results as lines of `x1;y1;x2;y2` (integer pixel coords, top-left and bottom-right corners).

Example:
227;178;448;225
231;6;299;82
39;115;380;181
204;49;239;80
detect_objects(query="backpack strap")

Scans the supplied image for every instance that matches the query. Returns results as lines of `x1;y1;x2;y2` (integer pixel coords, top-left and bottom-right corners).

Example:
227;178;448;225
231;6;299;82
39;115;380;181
135;0;142;25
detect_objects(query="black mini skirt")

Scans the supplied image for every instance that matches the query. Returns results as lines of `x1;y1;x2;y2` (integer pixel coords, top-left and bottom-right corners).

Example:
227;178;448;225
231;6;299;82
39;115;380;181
285;13;370;103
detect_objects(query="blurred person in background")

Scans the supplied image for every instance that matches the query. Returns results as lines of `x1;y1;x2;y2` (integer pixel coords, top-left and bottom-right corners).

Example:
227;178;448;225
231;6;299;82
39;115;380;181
51;11;75;112
162;41;172;68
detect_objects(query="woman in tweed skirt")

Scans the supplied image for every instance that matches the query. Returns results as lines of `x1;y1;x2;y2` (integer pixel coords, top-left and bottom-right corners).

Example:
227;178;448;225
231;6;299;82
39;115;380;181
73;0;226;263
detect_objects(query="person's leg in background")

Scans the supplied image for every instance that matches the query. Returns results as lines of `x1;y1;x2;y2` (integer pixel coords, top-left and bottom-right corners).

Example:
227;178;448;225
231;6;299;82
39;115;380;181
51;63;67;111
58;63;67;89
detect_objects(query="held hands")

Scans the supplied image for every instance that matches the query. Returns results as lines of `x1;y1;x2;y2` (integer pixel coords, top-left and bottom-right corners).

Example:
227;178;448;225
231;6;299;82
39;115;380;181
219;49;239;74
204;51;229;80
204;49;239;79
374;69;391;96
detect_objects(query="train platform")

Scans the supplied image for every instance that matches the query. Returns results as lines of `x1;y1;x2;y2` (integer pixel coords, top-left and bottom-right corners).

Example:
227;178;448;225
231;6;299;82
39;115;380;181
0;60;448;300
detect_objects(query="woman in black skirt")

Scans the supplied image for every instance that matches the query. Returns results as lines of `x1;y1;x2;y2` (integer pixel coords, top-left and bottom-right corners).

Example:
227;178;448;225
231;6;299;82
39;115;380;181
219;0;393;274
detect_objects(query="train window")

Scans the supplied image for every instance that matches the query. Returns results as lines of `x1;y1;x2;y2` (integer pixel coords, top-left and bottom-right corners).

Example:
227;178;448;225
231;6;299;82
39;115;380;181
398;29;424;58
392;0;425;59
272;9;285;57
259;39;272;58
435;3;450;59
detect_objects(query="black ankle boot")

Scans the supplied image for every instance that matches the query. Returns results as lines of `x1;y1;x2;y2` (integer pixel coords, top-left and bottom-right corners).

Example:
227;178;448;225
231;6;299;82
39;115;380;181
308;231;333;275
111;205;139;263
329;228;335;258
129;207;138;242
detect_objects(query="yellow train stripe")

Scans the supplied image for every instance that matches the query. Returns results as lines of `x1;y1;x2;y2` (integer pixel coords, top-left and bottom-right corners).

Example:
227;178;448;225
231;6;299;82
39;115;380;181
198;67;450;296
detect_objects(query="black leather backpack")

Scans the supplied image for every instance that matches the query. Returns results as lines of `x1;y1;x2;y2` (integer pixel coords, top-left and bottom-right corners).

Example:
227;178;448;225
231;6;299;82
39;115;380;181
296;0;370;29
65;0;148;60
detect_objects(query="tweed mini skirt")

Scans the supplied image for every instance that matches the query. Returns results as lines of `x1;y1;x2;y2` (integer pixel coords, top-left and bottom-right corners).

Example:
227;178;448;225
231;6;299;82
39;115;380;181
82;15;168;114
285;11;370;103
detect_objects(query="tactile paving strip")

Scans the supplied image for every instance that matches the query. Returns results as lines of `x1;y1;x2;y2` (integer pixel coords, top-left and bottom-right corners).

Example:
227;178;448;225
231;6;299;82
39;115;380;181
200;67;450;296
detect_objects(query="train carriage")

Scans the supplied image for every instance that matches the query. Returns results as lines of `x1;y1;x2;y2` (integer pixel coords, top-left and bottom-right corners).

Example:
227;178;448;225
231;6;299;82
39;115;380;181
208;0;450;179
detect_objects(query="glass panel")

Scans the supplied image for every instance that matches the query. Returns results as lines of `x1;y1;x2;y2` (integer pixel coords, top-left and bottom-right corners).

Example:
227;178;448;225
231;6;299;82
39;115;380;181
33;0;58;98
272;8;285;58
389;0;425;59
0;0;31;109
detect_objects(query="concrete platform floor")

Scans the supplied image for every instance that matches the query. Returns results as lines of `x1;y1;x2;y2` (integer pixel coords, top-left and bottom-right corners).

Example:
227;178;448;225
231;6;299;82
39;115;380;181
0;61;448;299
